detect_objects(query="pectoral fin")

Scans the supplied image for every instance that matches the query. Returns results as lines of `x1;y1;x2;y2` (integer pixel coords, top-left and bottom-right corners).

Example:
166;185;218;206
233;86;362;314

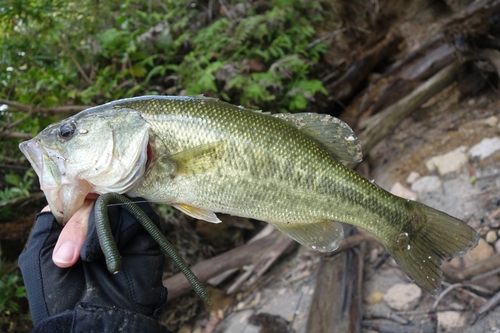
272;220;344;252
173;203;222;223
169;141;226;176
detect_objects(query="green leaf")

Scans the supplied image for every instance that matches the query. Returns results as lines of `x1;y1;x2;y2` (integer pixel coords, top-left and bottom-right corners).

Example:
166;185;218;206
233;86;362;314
130;64;146;77
145;65;166;83
5;173;20;187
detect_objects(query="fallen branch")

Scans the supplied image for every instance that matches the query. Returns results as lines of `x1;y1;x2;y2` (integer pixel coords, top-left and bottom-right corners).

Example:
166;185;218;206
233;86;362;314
358;61;459;154
443;253;500;283
0;192;46;209
380;34;445;79
364;43;455;118
226;236;296;294
305;239;365;333
478;288;500;316
326;29;403;102
164;228;379;301
164;229;287;301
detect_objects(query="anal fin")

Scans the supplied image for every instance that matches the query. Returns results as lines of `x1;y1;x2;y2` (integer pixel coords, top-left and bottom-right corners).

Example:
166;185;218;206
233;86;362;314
173;203;222;223
272;220;344;252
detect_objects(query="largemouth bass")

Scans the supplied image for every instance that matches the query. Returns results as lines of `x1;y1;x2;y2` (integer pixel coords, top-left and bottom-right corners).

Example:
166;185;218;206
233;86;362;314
19;96;479;293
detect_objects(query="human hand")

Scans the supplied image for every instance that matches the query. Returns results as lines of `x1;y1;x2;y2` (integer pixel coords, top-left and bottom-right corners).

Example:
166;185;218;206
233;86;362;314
48;198;93;268
19;198;171;332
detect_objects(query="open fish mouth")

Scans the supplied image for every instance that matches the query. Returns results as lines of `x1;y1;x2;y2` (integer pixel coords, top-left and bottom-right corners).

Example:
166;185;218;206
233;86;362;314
19;139;91;223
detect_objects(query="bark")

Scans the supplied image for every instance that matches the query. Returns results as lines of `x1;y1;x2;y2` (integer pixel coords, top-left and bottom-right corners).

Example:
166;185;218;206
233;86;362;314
326;29;403;102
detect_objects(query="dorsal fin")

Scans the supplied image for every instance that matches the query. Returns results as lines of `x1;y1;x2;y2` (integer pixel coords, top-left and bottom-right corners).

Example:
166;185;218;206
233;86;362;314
272;113;363;167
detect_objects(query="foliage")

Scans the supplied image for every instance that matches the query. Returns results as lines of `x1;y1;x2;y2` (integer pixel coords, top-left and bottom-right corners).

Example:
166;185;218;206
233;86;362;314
0;171;34;202
0;255;26;316
1;0;334;115
0;170;35;220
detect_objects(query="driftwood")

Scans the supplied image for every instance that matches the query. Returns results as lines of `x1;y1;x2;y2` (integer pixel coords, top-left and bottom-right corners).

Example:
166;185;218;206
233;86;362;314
226;236;296;294
358;61;459;155
164;228;379;302
361;43;455;119
380;34;445;79
325;29;403;102
164;229;288;301
304;230;379;333
305;239;365;333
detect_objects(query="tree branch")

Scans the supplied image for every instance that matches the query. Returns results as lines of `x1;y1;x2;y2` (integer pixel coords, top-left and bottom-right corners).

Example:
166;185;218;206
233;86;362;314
59;36;94;86
0;131;32;139
0;99;89;113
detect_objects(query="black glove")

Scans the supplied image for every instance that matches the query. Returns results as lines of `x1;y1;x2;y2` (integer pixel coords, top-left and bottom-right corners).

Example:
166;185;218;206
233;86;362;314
19;198;172;333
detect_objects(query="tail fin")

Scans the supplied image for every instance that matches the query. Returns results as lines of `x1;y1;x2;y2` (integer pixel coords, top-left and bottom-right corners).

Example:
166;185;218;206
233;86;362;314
386;201;479;294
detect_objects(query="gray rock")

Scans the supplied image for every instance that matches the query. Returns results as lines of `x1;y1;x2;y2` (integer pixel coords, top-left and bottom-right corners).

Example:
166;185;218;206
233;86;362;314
437;311;467;332
383;283;421;311
390;182;418;200
425;146;468;176
411;175;442;193
469;137;500;161
486;230;498;244
406;171;421;185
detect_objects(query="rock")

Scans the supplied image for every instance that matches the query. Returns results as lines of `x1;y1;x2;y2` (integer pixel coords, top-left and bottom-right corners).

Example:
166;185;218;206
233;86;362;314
463;238;494;267
495;239;500;253
411;175;442;193
406;171;421;185
478;95;489;107
390;182;417;200
425;146;468;176
485;116;499;128
383;283;421;311
469;137;500;161
437;311;466;332
365;291;384;305
369;248;379;263
486;230;498;244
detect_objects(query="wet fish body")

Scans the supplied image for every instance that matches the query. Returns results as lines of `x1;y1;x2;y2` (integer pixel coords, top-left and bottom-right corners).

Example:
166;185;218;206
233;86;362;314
19;96;479;293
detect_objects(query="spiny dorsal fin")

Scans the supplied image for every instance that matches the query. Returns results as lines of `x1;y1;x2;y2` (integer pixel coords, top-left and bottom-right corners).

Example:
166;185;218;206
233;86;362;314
271;220;344;252
169;141;226;176
272;113;363;167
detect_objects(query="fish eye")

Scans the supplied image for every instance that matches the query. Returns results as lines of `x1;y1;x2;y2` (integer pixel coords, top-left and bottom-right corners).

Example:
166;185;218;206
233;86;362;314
58;123;76;139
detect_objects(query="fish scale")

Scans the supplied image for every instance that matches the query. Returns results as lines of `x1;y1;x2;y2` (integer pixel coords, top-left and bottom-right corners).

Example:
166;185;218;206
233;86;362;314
19;95;479;294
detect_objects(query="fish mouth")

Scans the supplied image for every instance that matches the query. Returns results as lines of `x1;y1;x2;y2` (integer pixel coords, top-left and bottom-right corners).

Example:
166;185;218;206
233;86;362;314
19;139;91;224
